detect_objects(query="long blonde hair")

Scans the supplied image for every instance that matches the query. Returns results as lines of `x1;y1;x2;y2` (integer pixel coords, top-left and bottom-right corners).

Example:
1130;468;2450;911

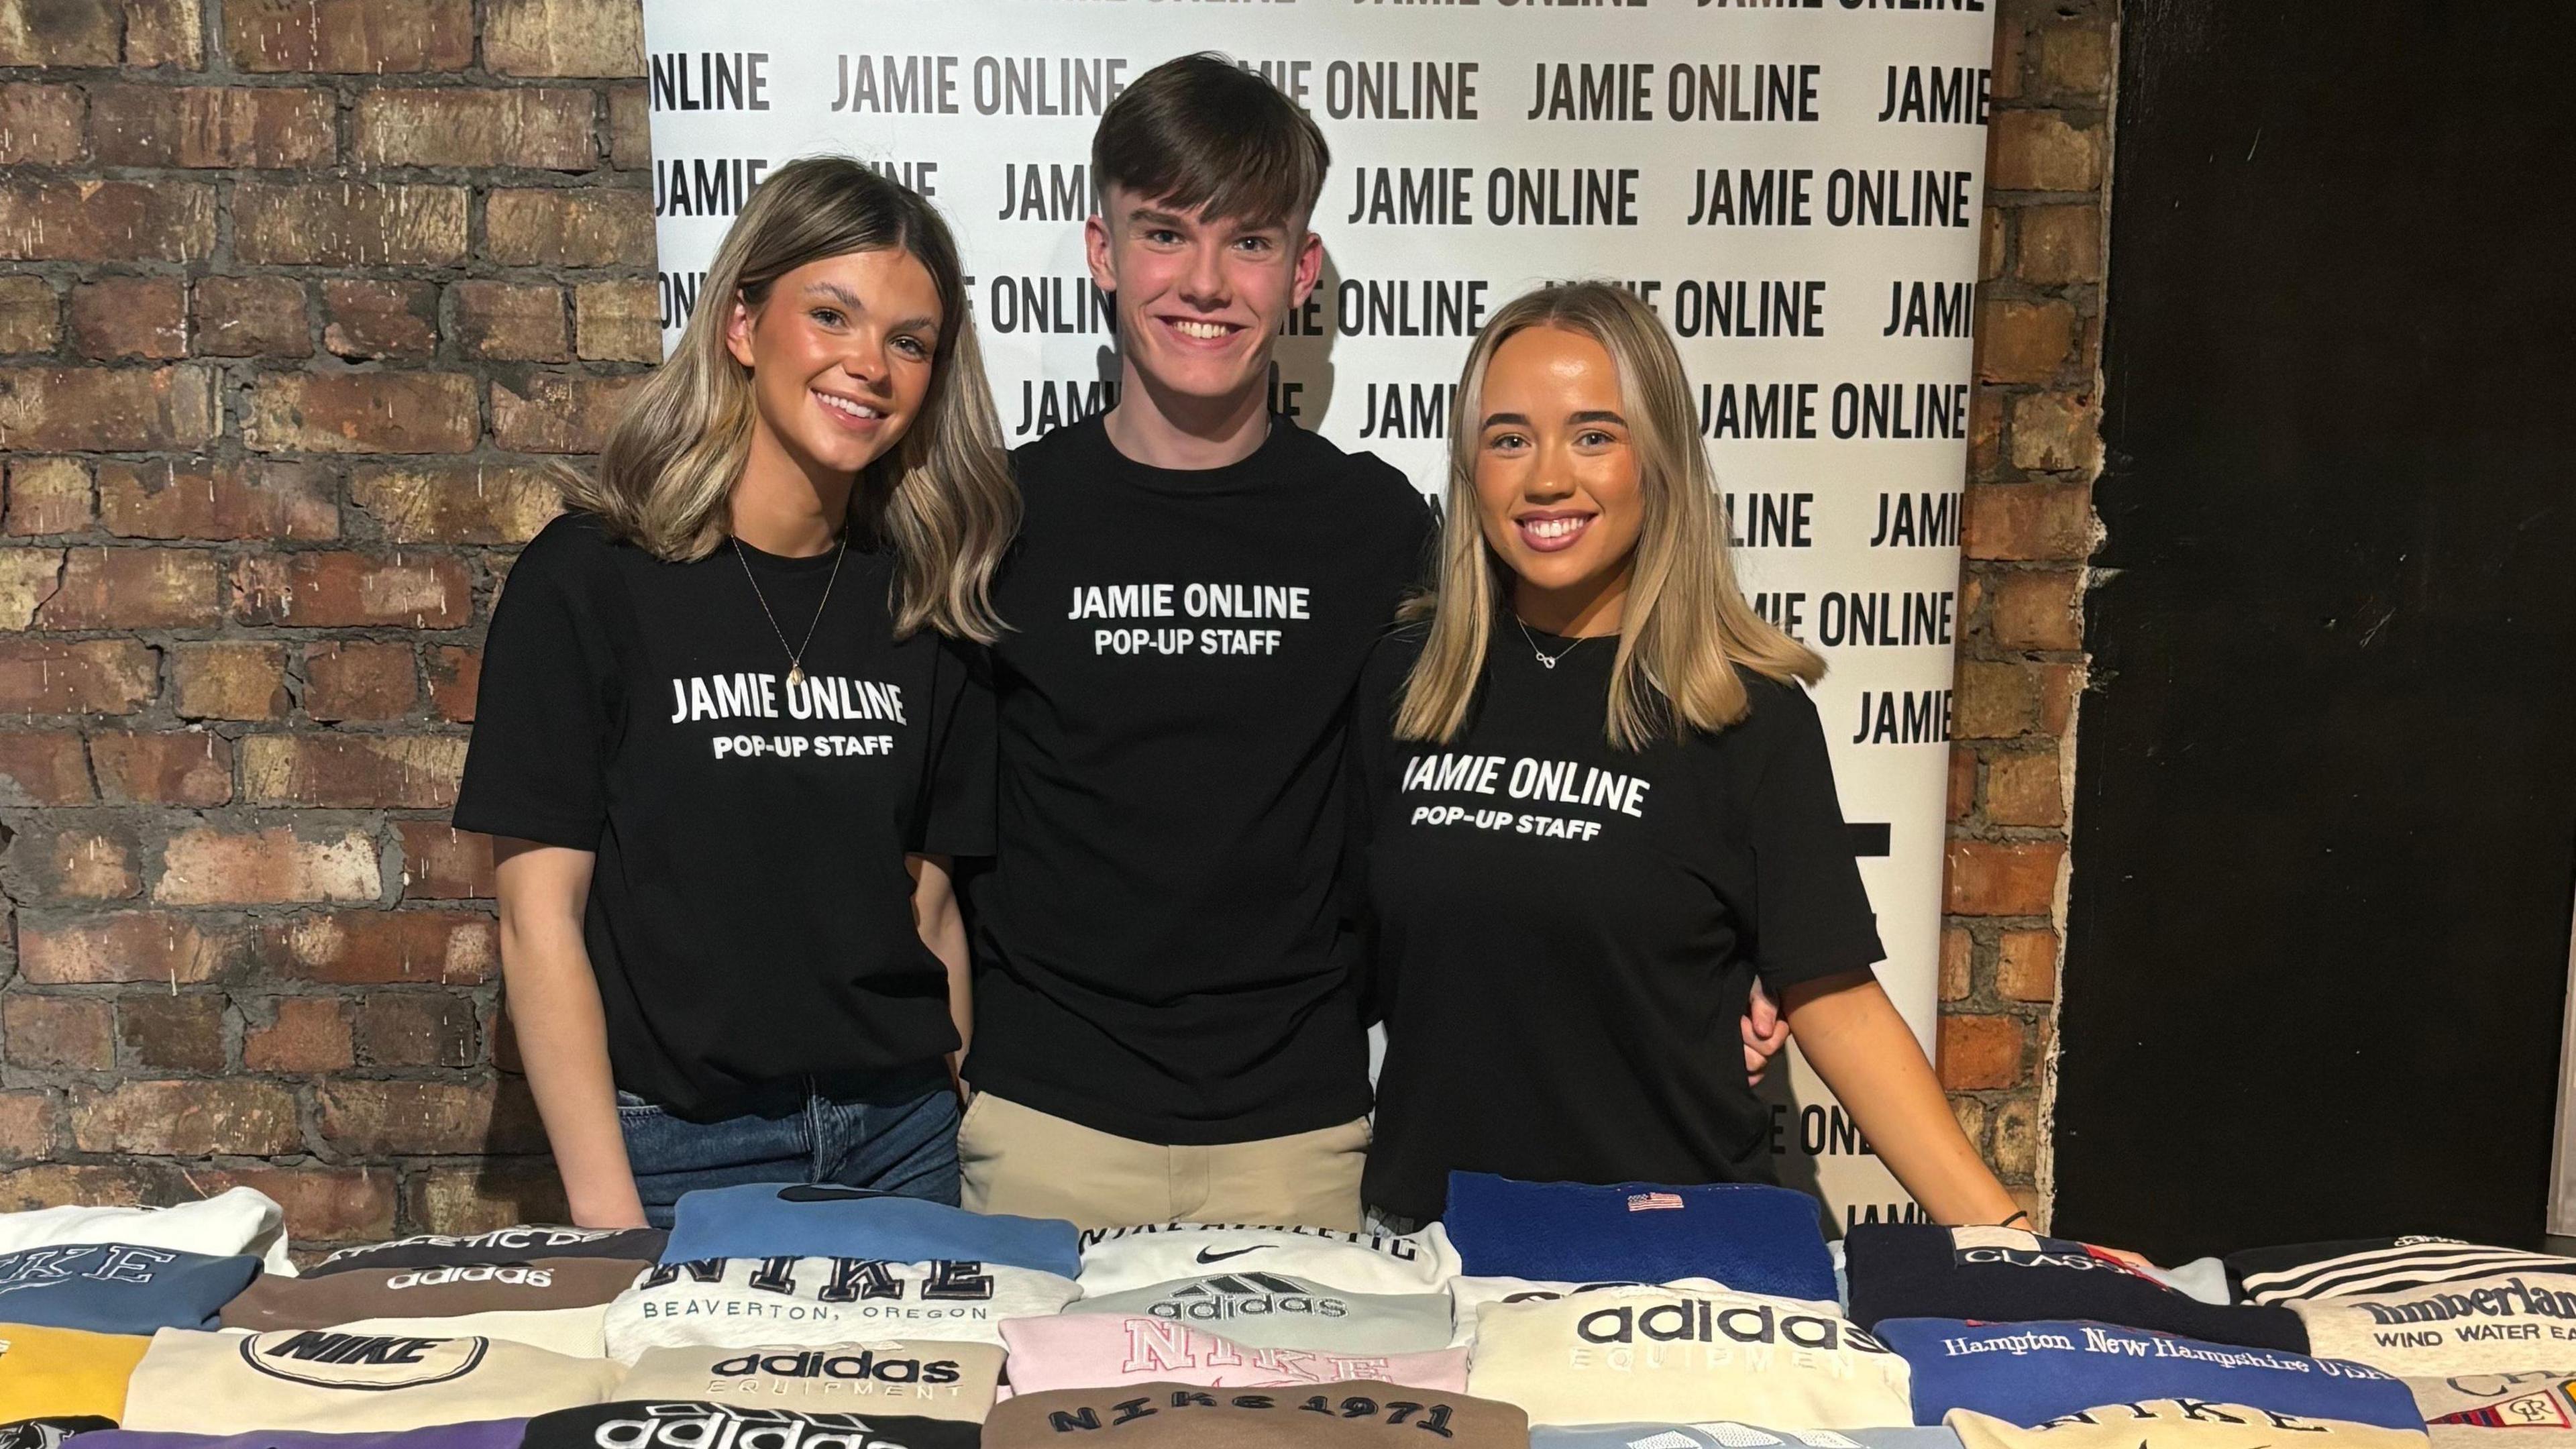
565;156;1018;643
1395;282;1822;750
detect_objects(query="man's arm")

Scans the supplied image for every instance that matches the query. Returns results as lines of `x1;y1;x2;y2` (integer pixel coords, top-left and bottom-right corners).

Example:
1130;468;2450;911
494;839;648;1229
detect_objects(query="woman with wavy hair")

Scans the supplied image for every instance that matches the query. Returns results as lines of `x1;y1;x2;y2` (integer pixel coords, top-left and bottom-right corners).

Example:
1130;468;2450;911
455;158;1018;1226
1352;281;2025;1230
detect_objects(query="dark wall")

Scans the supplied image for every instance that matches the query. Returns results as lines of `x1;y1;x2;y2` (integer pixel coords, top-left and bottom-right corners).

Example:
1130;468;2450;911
2053;1;2576;1259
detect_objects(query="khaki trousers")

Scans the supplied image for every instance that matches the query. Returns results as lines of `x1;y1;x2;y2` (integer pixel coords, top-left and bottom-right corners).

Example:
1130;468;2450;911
957;1091;1368;1232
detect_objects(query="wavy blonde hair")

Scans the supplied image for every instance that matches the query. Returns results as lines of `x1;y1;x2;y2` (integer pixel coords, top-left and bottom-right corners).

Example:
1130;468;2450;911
564;156;1018;643
1396;282;1823;750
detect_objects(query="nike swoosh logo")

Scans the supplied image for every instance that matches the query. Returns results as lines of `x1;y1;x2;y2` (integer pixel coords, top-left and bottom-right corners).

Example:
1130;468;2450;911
1195;1246;1268;1265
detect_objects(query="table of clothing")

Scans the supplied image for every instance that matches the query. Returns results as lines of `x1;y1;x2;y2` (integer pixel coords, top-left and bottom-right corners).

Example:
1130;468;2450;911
0;1172;2564;1449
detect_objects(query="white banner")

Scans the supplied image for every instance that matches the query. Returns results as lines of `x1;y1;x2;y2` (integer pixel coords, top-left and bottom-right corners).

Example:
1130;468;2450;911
641;0;1994;1232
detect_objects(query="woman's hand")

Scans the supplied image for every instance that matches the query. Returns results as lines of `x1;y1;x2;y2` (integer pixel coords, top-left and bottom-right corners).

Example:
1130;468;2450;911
1741;979;1791;1085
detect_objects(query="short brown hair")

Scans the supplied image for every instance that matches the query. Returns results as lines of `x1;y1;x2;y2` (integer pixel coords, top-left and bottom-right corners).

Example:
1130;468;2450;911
1092;52;1330;228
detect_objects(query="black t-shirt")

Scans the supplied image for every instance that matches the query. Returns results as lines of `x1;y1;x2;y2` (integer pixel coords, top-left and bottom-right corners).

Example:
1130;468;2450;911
1352;624;1885;1222
453;513;994;1120
965;415;1435;1144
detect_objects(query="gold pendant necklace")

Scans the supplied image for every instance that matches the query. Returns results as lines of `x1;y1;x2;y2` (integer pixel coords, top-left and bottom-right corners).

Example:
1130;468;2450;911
734;535;847;688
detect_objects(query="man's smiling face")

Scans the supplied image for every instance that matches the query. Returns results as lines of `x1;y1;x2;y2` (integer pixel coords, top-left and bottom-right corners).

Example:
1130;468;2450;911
1086;184;1323;406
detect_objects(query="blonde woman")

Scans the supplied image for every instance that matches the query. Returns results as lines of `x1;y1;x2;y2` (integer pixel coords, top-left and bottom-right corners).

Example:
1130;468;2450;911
454;158;1018;1228
1351;282;2022;1230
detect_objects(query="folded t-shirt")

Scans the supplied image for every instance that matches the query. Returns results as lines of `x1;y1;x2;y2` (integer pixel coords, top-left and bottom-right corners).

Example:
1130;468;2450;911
1446;1277;1751;1348
985;1381;1532;1448
2408;1371;2576;1439
309;1228;665;1278
223;1256;641;1330
2228;1240;2576;1307
663;1185;1080;1279
120;1327;625;1432
1072;1273;1454;1354
0;1322;149;1420
1077;1224;1460;1297
2293;1274;2576;1376
1000;1314;1470;1395
1467;1284;1912;1429
1442;1174;1837;1305
523;1401;977;1449
1532;1425;1967;1449
1874;1318;2421;1430
604;1255;1079;1360
618;1340;1004;1421
67;1422;529;1449
0;1243;260;1334
1845;1225;2308;1350
0;1417;117;1449
1945;1401;2429;1449
0;1189;290;1277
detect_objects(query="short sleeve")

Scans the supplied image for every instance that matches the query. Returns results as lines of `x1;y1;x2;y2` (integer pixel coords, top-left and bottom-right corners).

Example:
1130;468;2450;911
1737;679;1887;992
451;523;617;850
914;637;996;859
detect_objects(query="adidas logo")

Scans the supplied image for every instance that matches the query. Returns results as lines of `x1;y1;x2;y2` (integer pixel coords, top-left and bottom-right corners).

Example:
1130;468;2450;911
586;1403;892;1449
710;1349;963;1385
1147;1273;1350;1324
386;1265;553;1290
1574;1301;1886;1353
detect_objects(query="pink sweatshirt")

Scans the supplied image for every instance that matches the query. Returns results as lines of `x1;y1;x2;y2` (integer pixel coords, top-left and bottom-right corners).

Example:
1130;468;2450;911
999;1314;1469;1396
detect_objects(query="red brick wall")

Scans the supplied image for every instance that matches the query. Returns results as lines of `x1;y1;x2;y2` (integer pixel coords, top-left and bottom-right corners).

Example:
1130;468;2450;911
0;0;2111;1248
0;0;650;1254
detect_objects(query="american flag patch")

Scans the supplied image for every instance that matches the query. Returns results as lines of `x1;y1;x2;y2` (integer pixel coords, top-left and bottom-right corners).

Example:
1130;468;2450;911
1627;1191;1686;1212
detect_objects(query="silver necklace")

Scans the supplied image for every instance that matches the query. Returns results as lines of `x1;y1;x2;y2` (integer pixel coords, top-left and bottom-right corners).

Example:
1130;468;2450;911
733;535;847;687
1515;614;1597;670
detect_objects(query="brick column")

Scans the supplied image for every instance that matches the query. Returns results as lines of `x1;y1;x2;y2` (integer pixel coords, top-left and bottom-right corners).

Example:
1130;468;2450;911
1938;0;2117;1226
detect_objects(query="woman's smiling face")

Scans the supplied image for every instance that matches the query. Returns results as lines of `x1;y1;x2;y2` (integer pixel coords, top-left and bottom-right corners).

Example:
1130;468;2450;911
727;247;945;479
1471;323;1646;630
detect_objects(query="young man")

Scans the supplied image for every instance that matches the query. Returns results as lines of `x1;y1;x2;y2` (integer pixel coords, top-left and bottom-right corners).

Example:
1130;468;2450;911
958;54;1432;1231
961;54;1789;1232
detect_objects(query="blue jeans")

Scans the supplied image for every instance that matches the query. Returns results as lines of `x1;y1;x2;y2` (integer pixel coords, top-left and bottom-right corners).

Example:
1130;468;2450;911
617;1067;961;1229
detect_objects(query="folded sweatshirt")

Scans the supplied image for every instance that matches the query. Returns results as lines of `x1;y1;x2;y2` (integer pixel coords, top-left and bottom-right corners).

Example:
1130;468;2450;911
616;1340;1004;1422
0;1322;149;1421
521;1401;977;1449
1446;1276;1749;1347
604;1254;1079;1359
1071;1272;1456;1354
65;1422;528;1449
1845;1225;2308;1350
999;1314;1470;1395
1077;1224;1459;1297
120;1327;625;1433
309;1227;664;1278
223;1256;641;1330
1945;1401;2428;1449
2408;1370;2576;1447
1441;1174;1836;1304
2292;1271;2576;1376
0;1242;259;1334
1467;1284;1913;1430
2227;1238;2576;1306
985;1381;1531;1449
0;1189;289;1277
663;1185;1079;1279
1874;1318;2422;1430
1532;1426;1966;1449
